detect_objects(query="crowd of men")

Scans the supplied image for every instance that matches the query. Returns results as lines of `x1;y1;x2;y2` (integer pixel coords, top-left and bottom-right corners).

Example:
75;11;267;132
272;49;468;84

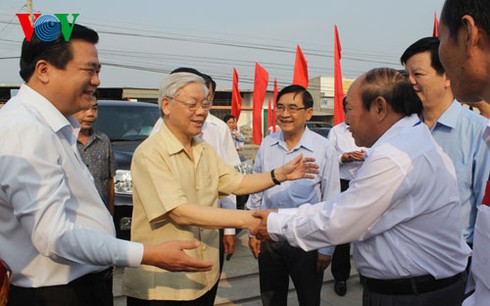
1;0;490;305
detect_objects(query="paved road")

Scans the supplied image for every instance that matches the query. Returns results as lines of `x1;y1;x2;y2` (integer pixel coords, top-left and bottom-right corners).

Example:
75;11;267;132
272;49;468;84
114;231;363;305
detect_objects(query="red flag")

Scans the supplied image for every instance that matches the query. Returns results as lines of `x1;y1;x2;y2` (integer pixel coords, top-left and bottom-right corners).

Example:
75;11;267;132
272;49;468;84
333;25;345;125
231;67;242;120
433;11;439;37
482;181;490;206
252;63;269;145
267;98;273;134
273;79;278;133
292;45;309;88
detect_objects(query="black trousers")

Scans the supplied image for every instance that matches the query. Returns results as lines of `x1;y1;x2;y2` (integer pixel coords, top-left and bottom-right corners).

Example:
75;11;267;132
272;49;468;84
331;179;352;282
126;281;219;306
362;273;466;306
219;229;225;274
331;243;351;281
258;240;323;306
8;268;113;306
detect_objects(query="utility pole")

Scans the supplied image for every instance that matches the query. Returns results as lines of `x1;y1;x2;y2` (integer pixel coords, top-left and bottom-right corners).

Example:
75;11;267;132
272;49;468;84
27;0;33;26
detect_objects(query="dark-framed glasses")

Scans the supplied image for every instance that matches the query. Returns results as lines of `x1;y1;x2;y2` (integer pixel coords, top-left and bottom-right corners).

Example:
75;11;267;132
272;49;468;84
276;104;309;114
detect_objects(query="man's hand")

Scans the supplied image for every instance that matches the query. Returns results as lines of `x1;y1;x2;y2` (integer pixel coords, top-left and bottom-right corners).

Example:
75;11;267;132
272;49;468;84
341;150;366;163
223;234;236;260
251;209;277;240
248;237;261;259
275;154;319;182
245;210;261;231
142;240;213;272
316;253;332;273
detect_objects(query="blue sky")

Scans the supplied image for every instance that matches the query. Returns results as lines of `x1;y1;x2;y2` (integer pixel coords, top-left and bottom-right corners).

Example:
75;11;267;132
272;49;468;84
0;0;445;89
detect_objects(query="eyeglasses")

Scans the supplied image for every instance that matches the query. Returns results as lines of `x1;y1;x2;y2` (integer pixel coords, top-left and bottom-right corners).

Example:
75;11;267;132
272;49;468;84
169;97;212;112
276;104;309;114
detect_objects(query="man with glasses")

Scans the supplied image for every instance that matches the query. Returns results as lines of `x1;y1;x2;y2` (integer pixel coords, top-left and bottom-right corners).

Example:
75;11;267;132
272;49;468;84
150;68;241;268
246;84;340;306
123;73;319;306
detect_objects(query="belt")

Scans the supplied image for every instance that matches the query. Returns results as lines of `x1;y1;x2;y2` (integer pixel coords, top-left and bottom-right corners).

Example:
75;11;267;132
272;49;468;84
69;267;113;286
361;272;465;295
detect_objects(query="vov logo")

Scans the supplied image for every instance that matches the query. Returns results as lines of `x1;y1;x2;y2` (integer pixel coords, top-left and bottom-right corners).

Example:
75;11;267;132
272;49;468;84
16;13;80;42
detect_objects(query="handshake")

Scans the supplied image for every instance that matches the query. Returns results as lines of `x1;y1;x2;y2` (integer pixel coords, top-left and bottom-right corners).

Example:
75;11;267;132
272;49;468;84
245;209;278;259
247;209;278;240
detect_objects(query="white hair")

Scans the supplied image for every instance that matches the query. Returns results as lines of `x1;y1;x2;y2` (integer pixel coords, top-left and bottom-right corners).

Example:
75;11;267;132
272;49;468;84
158;72;208;109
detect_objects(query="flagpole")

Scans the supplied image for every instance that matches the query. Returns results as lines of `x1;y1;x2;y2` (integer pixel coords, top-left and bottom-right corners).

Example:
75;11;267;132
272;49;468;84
27;0;33;26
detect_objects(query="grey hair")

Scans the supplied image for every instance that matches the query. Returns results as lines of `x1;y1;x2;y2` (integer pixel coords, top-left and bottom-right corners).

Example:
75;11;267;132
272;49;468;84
158;72;208;108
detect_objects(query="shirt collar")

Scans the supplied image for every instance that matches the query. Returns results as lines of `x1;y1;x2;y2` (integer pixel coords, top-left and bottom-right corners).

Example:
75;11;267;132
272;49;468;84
268;126;315;153
159;121;203;156
18;84;79;143
434;100;460;129
366;114;421;158
77;128;99;145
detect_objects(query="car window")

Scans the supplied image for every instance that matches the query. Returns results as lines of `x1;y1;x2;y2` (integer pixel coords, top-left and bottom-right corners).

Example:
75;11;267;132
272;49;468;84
95;104;160;141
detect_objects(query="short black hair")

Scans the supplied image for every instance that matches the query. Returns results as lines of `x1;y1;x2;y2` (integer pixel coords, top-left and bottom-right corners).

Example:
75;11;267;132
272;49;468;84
441;0;490;39
170;67;216;94
400;37;445;75
19;23;99;82
276;84;314;108
170;67;202;76
201;73;216;94
223;114;236;123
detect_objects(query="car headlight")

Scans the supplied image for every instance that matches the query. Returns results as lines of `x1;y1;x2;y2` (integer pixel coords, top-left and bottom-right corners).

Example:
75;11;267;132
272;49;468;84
119;217;132;231
235;160;253;174
114;169;132;195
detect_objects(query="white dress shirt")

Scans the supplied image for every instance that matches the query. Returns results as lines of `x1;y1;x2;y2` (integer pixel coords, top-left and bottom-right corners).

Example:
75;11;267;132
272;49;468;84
201;114;241;235
463;120;490;306
0;85;143;287
267;115;470;279
327;122;366;181
203;114;241;166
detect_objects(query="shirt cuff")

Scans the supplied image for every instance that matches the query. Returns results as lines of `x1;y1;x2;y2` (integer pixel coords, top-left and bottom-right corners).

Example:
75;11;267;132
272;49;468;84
126;242;145;267
224;228;236;235
267;212;293;241
318;246;335;256
277;207;299;215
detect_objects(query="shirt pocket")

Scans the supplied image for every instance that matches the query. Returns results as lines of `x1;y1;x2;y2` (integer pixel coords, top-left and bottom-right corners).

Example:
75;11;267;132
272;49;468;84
287;178;318;203
453;161;472;189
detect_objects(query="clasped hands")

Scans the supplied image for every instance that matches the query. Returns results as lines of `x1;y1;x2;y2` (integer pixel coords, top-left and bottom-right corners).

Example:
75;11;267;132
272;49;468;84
248;154;319;239
249;209;277;241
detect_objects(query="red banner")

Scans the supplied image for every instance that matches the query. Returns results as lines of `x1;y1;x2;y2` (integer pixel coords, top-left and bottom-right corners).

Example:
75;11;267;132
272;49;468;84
252;63;269;145
267;98;272;134
333;25;345;125
231;67;242;120
433;11;439;37
273;79;278;133
293;44;309;88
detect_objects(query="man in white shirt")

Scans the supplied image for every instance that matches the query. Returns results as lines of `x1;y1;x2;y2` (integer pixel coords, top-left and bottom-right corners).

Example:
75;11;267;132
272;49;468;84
200;72;241;264
253;68;470;306
247;85;340;306
438;1;490;304
0;24;214;306
327;102;366;296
